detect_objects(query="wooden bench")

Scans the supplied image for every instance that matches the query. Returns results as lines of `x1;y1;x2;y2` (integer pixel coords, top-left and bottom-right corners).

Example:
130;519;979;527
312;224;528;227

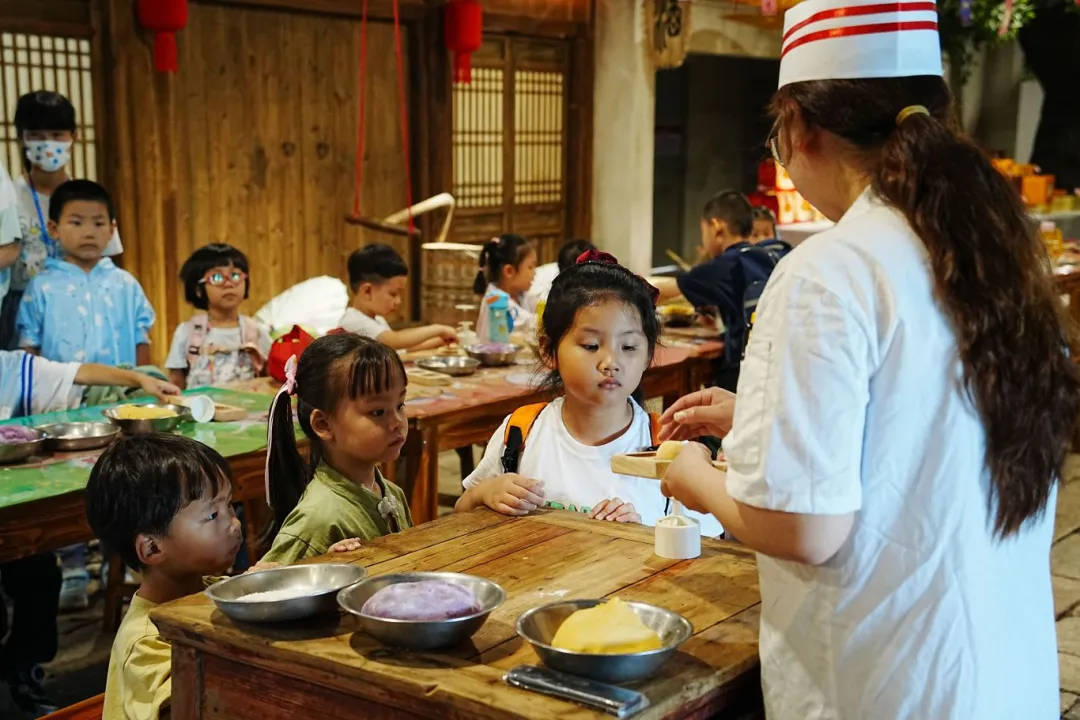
41;694;104;720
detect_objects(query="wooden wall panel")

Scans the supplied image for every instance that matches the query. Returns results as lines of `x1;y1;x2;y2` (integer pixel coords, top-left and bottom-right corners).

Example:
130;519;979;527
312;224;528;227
103;0;411;360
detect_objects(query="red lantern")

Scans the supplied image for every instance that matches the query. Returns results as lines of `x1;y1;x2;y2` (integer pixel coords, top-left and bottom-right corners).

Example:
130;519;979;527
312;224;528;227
444;0;482;84
137;0;188;73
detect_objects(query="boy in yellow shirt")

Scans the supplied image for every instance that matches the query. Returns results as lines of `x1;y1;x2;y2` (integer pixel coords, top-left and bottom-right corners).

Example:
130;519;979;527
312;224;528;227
86;434;248;720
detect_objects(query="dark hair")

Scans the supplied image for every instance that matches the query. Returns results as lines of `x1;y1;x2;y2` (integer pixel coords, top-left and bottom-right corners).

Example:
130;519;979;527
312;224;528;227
14;91;76;135
48;179;114;223
773;75;1080;538
263;334;407;545
557;239;596;273
752;206;777;225
702;191;754;239
179;243;251;310
539;260;661;396
348;243;409;293
86;434;230;571
473;234;533;294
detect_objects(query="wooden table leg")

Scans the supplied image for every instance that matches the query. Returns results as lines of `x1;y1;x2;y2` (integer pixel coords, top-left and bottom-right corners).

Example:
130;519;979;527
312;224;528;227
170;644;202;719
102;549;135;632
407;425;440;525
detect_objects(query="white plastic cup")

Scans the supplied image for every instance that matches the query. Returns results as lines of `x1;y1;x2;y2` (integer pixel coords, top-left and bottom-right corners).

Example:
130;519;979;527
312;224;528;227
654;514;701;560
178;395;215;423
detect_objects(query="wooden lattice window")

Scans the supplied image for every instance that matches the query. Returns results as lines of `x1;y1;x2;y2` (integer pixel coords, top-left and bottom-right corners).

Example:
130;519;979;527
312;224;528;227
450;37;569;263
0;32;98;180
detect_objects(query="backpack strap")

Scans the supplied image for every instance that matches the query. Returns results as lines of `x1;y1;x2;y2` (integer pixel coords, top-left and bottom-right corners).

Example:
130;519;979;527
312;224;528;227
185;313;210;369
501;403;548;474
648;412;661;446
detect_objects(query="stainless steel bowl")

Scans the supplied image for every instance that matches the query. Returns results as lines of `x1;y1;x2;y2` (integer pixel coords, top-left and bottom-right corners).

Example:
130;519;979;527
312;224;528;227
0;428;45;465
464;343;522;367
417;356;481;377
206;563;367;623
516;599;693;684
38;422;121;452
102;403;193;435
338;571;506;650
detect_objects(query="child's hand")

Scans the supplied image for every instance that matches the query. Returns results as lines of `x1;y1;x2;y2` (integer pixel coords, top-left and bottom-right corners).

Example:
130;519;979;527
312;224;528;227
141;376;182;404
589;498;641;524
436;325;459;344
245;561;280;574
328;538;362;553
480;473;545;516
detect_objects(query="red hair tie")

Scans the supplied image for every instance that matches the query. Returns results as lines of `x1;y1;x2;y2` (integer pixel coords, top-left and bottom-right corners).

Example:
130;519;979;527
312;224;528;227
575;250;660;307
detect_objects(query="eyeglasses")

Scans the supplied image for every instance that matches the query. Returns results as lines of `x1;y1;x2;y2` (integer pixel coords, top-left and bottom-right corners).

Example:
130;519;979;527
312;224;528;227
200;269;248;287
766;125;784;168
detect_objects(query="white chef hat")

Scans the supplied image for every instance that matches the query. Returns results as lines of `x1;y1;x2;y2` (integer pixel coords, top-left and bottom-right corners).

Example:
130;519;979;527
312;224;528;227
779;0;943;89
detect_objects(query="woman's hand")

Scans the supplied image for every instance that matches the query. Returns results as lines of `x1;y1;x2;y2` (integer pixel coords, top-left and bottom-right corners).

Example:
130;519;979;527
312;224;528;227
588;498;641;524
479;473;546;516
140;376;182;404
658;387;736;441
328;538;362;553
660;442;723;514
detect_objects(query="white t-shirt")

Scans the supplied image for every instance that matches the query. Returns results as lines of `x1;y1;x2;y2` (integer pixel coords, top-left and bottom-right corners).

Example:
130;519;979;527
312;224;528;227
11;176;124;292
475;284;537;344
0;349;82;420
464;397;723;536
722;190;1058;719
338;307;391;339
529;262;559;302
165;317;272;389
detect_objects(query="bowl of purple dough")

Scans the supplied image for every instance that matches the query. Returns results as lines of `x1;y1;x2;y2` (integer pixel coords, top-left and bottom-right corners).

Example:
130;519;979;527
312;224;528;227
0;425;46;465
337;571;506;650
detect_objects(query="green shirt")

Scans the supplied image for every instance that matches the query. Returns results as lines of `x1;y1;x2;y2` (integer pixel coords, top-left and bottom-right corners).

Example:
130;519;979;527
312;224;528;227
262;463;412;565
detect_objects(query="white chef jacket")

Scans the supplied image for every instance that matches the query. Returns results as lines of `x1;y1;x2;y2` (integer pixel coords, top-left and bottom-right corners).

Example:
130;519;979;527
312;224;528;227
722;190;1059;719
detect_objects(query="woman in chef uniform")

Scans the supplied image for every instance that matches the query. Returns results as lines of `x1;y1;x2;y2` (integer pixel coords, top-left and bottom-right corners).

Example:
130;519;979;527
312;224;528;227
659;1;1080;717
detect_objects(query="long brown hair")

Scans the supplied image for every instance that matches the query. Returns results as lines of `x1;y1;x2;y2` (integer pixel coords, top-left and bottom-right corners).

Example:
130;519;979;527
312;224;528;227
772;76;1080;538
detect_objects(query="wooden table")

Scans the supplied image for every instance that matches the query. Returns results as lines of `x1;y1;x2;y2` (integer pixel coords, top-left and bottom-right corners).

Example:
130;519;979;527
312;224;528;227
153;509;763;719
0;388;284;565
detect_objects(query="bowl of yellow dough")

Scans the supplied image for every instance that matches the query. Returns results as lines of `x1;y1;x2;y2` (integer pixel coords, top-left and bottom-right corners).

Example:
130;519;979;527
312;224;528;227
102;403;192;435
515;597;693;683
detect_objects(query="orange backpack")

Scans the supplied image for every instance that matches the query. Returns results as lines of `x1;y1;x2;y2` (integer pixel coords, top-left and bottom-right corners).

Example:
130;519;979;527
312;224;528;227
500;402;661;474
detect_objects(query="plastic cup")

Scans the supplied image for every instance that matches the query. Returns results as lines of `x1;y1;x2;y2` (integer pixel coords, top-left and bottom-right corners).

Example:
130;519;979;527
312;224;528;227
178;395;215;423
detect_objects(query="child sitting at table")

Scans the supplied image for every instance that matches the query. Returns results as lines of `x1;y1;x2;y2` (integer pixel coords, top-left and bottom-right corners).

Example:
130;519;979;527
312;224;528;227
166;243;272;389
86;434;259;720
473;234;538;343
16;180;154;366
0;353;177;716
456;251;723;535
261;333;412;564
338;244;457;350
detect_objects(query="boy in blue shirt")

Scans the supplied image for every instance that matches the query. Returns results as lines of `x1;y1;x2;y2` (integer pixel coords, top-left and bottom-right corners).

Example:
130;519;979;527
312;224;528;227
17;180;153;366
0;350;176;715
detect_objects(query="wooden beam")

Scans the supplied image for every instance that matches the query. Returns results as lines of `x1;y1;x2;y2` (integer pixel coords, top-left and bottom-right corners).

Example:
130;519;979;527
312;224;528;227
197;0;426;21
483;12;582;39
0;0;93;37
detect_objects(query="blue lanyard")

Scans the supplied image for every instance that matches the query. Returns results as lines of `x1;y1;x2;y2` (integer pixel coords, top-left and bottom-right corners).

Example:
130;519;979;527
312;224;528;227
28;180;58;257
19;352;33;418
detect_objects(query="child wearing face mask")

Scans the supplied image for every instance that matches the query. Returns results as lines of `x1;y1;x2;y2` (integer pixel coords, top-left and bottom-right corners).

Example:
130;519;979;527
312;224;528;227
166;244;272;390
260;334;413;565
0;91;125;351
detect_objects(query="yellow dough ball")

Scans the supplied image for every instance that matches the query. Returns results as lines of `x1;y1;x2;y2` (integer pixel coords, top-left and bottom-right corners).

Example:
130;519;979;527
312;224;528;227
656;440;685;461
551;598;663;654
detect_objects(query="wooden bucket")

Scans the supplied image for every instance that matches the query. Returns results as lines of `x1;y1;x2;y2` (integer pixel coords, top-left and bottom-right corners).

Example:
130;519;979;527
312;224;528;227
421;242;483;326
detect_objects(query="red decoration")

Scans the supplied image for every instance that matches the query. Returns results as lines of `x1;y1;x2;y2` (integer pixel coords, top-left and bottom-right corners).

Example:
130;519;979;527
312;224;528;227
137;0;188;73
444;0;483;84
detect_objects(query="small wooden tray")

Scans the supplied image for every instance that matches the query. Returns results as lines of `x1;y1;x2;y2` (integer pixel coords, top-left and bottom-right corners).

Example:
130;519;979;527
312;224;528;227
212;403;248;422
406;368;451;387
611;452;727;479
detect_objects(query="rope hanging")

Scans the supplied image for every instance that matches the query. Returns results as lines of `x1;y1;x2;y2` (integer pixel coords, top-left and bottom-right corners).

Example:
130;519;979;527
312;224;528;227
347;0;416;236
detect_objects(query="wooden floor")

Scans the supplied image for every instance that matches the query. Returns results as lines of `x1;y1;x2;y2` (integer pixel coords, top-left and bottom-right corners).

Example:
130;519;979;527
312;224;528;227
5;449;1080;718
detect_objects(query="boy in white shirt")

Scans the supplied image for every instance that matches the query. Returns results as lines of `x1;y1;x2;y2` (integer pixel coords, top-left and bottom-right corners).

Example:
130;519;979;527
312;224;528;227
338;244;457;350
